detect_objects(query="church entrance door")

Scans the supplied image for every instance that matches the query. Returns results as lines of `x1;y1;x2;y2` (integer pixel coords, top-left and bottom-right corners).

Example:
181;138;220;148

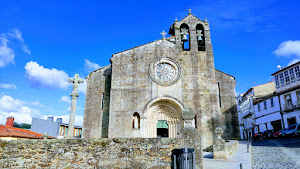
157;120;168;138
146;100;182;138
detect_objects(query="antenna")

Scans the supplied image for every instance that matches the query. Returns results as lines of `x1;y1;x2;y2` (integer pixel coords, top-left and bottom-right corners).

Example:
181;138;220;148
277;65;281;69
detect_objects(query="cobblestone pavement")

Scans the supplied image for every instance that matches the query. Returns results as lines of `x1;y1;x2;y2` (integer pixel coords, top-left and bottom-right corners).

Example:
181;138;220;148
252;138;300;169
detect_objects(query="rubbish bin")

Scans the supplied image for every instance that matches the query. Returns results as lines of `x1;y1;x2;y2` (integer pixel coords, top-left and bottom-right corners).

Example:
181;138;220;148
172;148;195;169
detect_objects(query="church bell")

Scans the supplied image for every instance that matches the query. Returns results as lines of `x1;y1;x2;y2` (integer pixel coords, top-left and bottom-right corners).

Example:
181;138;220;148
181;28;188;42
197;30;203;41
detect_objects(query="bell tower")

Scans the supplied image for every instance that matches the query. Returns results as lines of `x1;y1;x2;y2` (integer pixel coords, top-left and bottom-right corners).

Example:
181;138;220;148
168;9;210;53
168;10;220;146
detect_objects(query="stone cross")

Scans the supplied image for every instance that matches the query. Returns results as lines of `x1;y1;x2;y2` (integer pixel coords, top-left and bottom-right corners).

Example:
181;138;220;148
68;74;84;94
188;9;192;14
160;30;167;40
67;74;84;139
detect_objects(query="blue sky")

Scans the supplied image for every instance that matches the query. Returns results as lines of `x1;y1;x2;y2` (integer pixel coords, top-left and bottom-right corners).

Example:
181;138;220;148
0;0;300;125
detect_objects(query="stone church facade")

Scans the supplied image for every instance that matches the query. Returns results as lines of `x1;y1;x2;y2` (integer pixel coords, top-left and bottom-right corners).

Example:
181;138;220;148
83;12;240;147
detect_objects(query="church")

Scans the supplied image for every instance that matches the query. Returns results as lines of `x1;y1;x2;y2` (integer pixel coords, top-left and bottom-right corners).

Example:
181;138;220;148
83;11;240;147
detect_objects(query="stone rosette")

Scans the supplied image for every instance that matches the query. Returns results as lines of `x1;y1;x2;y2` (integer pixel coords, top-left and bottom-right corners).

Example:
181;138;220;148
149;57;181;86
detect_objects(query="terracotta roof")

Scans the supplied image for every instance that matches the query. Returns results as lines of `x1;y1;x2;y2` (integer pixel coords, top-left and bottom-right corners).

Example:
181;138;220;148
0;125;56;139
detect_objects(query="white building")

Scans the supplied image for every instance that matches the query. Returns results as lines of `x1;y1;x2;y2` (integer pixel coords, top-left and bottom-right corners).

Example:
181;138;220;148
237;61;300;139
237;82;275;139
253;93;283;133
272;61;300;128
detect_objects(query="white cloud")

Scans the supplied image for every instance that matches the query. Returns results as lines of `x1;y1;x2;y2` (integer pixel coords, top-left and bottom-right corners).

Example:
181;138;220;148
0;35;15;67
7;28;31;54
60;96;71;103
22;45;31;54
287;59;300;66
25;61;69;89
84;59;100;72
0;83;16;89
273;40;300;58
0;95;43;125
7;29;24;42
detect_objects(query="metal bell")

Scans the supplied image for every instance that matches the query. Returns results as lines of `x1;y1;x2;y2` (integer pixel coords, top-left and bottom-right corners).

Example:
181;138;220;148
181;28;188;42
197;30;203;41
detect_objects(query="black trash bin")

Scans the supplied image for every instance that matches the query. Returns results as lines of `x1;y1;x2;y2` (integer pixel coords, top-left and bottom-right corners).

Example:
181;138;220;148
172;148;195;169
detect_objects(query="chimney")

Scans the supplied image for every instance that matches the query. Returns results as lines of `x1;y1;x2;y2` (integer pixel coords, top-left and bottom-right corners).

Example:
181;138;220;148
6;116;14;127
47;117;53;121
56;118;62;124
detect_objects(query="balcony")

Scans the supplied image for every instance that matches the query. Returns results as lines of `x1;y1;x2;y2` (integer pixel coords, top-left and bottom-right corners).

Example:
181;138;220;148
283;104;295;112
240;109;253;118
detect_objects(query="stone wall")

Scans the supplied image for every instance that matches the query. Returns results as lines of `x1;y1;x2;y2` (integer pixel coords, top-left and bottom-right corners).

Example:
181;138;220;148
83;66;111;139
0;138;192;169
215;69;240;139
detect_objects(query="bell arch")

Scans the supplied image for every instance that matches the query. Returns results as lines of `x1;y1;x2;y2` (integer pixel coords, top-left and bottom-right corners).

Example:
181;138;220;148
144;98;183;138
180;23;190;51
196;24;205;51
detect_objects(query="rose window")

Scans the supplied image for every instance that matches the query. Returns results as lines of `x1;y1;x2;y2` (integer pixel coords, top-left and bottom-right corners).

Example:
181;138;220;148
155;63;176;82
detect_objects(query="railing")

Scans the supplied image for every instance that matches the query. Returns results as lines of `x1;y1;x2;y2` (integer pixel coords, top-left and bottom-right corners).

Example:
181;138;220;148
283;104;295;112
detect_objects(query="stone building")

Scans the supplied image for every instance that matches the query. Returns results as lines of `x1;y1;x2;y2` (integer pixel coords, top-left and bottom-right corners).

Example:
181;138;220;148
83;12;239;147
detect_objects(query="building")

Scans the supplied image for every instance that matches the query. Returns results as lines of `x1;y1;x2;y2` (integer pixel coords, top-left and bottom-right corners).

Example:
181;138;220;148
253;93;282;133
83;11;239;148
0;117;54;141
237;82;276;139
238;61;300;139
31;117;82;138
272;61;300;128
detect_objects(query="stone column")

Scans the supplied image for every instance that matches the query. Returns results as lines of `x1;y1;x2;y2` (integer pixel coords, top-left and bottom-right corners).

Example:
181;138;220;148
168;121;174;138
67;92;79;138
67;74;84;139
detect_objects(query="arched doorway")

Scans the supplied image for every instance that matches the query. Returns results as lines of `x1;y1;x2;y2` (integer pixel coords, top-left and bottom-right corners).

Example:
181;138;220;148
146;100;183;138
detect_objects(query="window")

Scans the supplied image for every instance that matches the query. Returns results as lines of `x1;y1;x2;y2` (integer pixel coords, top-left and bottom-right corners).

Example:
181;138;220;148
295;66;300;79
284;71;290;83
132;112;140;129
264;101;267;109
290;68;296;81
275;75;280;87
217;82;221;107
270;98;274;107
258;104;261;111
101;92;105;109
284;94;293;105
279;73;284;84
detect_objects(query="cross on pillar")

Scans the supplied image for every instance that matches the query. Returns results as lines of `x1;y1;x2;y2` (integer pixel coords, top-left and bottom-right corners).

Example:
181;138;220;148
160;30;167;40
67;74;84;139
188;9;192;14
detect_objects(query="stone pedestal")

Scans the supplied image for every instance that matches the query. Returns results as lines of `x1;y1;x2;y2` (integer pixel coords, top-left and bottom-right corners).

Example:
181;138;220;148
179;107;203;169
213;127;227;159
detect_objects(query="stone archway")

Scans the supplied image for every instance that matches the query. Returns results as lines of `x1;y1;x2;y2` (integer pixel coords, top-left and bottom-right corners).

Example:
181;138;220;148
146;100;183;138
